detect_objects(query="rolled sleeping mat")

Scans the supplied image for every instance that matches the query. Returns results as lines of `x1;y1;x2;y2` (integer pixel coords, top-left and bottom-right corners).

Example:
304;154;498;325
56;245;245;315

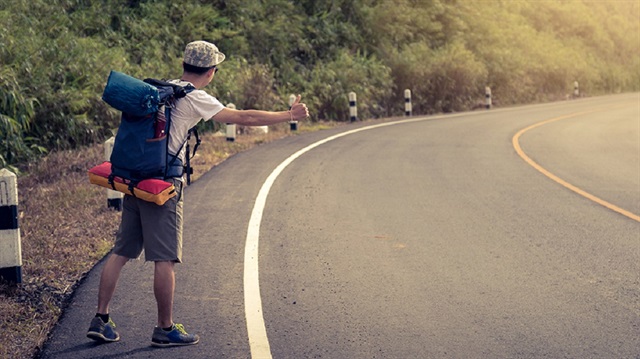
102;70;160;117
88;162;176;206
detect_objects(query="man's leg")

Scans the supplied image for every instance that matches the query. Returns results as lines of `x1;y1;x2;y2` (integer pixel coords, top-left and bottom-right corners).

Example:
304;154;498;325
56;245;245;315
97;253;130;314
147;183;198;347
154;260;175;328
88;253;129;342
151;259;199;347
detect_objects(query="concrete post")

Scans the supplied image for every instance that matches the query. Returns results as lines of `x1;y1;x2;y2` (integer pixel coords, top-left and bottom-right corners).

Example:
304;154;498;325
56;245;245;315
226;103;237;142
485;86;492;109
404;89;412;116
288;94;298;131
0;168;22;284
105;137;123;211
574;81;579;98
349;92;357;122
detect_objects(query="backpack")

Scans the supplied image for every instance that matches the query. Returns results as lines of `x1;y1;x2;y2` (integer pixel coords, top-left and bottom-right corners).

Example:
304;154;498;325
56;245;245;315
101;71;200;188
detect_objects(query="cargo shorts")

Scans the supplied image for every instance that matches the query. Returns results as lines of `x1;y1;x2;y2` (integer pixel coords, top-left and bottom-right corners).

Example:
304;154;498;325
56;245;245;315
113;179;184;262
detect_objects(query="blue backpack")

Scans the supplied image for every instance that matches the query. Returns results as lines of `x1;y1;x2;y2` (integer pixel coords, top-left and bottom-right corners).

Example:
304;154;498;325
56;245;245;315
102;71;200;187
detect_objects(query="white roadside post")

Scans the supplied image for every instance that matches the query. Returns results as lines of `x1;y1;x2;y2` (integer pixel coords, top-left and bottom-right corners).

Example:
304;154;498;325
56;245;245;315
105;136;123;211
349;92;357;122
404;89;412;116
226;103;237;142
574;81;579;98
288;94;298;131
0;168;22;284
485;86;492;109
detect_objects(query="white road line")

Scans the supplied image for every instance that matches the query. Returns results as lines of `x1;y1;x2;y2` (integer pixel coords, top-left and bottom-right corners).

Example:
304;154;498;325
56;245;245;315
243;115;458;358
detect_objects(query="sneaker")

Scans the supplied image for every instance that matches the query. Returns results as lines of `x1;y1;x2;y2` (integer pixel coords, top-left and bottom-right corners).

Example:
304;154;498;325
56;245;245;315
151;323;200;347
87;316;120;343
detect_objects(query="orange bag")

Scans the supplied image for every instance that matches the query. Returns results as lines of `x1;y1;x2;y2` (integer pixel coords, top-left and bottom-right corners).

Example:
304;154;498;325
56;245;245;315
88;162;176;206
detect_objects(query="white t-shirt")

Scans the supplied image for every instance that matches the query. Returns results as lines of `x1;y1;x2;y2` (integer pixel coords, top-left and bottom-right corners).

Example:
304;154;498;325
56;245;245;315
168;80;225;168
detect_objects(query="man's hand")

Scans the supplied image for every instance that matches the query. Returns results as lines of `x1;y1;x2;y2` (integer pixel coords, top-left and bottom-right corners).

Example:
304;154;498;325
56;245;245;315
289;94;309;121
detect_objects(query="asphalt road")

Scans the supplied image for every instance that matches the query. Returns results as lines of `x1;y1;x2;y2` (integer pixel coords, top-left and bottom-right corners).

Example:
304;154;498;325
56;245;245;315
39;93;639;359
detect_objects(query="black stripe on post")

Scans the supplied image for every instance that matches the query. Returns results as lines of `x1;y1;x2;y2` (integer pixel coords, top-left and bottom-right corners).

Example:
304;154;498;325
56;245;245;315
0;205;18;230
107;199;122;211
0;266;22;284
349;101;356;107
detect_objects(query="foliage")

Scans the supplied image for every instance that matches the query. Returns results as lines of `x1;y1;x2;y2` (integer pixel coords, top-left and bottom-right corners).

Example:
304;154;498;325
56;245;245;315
304;50;393;120
388;41;488;114
0;68;40;169
0;0;639;167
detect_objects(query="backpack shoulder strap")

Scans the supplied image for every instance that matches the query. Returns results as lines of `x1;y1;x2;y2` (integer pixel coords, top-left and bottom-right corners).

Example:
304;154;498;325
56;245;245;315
184;126;201;185
143;78;195;99
162;81;198;182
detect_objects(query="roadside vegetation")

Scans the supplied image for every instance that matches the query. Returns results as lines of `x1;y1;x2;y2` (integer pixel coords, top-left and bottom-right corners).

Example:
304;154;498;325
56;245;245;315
0;0;638;357
2;0;638;169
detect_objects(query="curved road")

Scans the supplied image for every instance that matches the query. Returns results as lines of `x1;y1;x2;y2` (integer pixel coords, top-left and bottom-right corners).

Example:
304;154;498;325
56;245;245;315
41;93;639;359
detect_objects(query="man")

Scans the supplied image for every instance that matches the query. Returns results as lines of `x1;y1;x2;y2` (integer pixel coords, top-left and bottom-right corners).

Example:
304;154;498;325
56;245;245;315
87;40;309;347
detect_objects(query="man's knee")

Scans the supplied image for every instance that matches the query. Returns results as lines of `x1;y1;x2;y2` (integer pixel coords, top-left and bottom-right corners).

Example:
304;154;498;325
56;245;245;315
107;253;130;268
154;260;175;272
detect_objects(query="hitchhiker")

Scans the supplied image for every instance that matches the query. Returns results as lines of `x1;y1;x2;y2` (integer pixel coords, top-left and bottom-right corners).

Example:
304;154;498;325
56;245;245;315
87;40;309;347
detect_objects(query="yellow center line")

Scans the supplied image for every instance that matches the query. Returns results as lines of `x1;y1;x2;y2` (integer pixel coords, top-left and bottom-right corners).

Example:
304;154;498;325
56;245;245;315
512;106;640;223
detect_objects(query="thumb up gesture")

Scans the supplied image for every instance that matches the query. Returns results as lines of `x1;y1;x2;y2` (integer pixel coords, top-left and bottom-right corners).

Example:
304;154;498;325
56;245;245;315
289;94;309;121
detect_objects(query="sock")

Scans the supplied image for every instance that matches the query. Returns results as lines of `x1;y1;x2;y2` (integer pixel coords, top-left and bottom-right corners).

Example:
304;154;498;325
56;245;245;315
162;325;174;331
95;313;110;323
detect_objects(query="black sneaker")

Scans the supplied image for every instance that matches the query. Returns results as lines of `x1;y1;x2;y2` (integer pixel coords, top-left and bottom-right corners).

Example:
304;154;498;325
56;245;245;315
151;323;199;347
87;316;120;343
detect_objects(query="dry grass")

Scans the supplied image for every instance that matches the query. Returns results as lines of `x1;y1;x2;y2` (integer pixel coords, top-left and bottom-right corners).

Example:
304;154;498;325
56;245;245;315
0;122;341;359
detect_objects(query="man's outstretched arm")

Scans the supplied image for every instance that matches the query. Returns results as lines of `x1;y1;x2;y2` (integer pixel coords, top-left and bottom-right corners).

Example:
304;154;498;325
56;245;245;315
212;94;309;126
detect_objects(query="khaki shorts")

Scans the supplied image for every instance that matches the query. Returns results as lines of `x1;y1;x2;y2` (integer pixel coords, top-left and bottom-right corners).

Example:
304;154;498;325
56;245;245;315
113;179;184;262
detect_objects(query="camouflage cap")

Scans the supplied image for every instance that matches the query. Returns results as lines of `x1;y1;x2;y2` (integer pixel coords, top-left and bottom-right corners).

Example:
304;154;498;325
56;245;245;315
183;41;226;68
